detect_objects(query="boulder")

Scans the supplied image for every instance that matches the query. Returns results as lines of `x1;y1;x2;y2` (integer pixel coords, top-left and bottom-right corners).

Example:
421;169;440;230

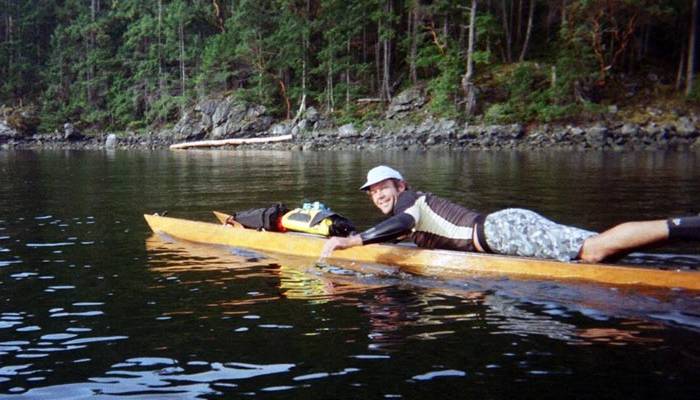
105;133;118;149
675;117;697;138
585;125;608;147
304;107;320;123
338;123;358;138
212;99;233;127
172;110;208;141
386;86;427;119
620;123;639;137
0;120;19;140
63;123;84;141
271;122;292;136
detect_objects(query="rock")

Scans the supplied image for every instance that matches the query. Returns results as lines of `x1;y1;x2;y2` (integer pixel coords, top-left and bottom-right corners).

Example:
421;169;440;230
271;122;291;136
386;86;427;119
360;126;375;137
105;133;118;149
505;123;524;139
63;123;84;141
643;123;664;138
608;105;619;114
692;137;700;149
647;107;663;117
212;99;233;127
196;99;220;117
675;117;697;138
293;119;308;134
170;97;275;140
585;125;608;147
304;107;320;123
620;123;639;137
172;110;208;140
0;120;19;139
569;126;584;135
338;123;358;138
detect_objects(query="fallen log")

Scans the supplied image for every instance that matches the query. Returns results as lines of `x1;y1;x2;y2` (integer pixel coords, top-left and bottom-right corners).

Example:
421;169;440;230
170;134;293;150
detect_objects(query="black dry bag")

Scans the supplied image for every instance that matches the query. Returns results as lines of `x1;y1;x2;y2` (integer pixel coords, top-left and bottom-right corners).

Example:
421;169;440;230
231;203;289;231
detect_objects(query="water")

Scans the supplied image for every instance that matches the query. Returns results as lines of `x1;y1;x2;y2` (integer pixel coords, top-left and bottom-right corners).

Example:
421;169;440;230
1;149;699;399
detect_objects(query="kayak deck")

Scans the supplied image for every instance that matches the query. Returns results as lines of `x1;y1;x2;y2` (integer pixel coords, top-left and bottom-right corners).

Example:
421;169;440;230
144;213;700;291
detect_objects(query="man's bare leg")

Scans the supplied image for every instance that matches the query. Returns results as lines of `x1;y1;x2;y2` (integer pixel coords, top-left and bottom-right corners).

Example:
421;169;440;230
579;220;669;263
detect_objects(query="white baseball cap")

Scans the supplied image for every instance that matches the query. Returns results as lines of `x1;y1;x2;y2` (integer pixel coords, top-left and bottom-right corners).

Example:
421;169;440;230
360;165;404;190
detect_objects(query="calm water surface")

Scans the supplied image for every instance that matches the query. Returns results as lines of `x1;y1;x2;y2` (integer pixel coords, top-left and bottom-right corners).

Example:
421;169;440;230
1;149;699;399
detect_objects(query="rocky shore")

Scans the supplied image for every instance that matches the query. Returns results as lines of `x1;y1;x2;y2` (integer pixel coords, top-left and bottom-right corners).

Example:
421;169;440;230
2;88;700;152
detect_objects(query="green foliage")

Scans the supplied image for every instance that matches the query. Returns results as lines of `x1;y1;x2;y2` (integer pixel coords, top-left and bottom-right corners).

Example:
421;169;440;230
485;63;585;124
483;103;516;124
426;50;461;118
1;0;696;132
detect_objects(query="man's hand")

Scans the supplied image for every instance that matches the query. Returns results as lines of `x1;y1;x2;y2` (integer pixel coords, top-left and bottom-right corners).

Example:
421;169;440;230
320;235;363;260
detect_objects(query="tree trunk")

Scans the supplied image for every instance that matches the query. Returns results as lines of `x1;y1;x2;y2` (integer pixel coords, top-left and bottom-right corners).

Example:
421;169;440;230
327;48;335;112
687;0;698;96
158;0;164;95
501;0;512;63
380;0;393;101
179;17;186;115
518;0;535;62
516;0;523;47
375;21;381;96
346;38;351;107
212;0;225;32
87;0;97;106
301;0;309;112
462;0;478;116
677;46;686;91
409;3;418;84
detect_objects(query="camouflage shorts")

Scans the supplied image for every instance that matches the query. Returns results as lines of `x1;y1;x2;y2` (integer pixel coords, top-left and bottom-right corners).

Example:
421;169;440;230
483;208;597;262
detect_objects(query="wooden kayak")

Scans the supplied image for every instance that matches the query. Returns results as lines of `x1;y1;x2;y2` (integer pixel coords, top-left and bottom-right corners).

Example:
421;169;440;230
143;212;700;291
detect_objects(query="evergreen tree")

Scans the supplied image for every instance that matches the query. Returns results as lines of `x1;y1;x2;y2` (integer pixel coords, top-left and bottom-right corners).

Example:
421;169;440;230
0;0;57;106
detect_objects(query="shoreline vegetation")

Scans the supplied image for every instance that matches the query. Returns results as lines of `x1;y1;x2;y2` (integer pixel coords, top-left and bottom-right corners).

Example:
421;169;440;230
2;2;700;151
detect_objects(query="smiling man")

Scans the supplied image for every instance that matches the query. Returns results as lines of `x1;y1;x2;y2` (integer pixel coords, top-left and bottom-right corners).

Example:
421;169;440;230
320;165;700;263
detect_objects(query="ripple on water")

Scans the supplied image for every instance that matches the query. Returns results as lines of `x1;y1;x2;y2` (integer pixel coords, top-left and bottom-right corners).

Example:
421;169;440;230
412;369;467;381
16;326;41;332
25;242;75;248
0;259;22;267
40;333;78;341
50;311;104;318
6;359;299;398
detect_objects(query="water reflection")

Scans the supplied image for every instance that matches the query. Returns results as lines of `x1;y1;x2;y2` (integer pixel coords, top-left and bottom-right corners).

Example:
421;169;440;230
146;236;700;349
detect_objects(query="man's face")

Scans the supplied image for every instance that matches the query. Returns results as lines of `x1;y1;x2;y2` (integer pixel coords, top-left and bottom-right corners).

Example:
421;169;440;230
367;179;405;215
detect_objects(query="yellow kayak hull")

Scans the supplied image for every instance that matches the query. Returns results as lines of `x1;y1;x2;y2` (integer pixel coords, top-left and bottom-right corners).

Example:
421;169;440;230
143;212;700;291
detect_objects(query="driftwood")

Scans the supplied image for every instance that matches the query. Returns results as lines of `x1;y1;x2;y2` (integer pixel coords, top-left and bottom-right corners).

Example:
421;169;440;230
170;134;293;150
356;98;384;103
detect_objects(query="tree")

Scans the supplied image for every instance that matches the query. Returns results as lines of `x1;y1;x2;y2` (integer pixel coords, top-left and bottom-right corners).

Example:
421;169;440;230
518;0;535;61
687;0;698;96
0;1;57;106
461;0;478;116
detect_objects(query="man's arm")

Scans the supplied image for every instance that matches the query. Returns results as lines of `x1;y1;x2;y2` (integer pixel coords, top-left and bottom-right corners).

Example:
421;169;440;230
320;213;416;259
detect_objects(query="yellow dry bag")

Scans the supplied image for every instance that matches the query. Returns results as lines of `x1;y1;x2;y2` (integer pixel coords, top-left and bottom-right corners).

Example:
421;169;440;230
281;208;334;236
280;203;356;237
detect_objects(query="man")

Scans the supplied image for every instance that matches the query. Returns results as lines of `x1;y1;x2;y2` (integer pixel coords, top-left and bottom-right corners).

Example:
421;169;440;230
321;165;700;263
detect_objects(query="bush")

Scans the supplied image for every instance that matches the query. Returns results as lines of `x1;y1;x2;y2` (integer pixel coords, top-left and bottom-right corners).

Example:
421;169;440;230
483;103;515;124
485;62;585;123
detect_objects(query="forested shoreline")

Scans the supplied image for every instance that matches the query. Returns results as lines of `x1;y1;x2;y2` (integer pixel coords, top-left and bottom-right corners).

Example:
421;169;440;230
1;1;699;137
